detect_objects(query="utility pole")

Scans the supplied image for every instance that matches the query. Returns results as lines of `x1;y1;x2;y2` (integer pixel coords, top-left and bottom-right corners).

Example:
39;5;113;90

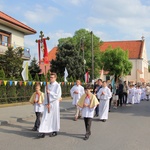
81;37;85;73
91;31;94;81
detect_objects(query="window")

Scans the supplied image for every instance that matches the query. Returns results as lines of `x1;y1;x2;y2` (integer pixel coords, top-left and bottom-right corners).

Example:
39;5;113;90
0;30;11;46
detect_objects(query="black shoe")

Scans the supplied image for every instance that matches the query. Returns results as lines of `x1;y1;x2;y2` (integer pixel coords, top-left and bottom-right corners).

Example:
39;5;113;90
49;132;57;137
94;114;99;117
32;128;37;131
102;119;106;122
37;133;45;138
83;135;89;140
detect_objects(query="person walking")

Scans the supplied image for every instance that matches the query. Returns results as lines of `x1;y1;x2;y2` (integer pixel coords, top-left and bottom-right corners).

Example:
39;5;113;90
38;72;62;138
29;83;44;131
70;80;85;121
77;84;99;140
93;79;102;117
97;81;112;122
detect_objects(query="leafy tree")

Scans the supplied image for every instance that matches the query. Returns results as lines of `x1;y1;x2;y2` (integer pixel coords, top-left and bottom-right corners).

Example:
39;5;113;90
50;40;84;80
0;46;23;79
101;47;132;81
0;69;5;79
54;29;102;79
29;57;41;80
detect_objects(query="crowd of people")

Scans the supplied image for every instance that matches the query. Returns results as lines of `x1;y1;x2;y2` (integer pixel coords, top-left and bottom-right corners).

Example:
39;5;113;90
29;73;150;141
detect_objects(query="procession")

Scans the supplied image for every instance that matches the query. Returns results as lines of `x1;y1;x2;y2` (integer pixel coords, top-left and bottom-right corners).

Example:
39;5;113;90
1;1;150;149
29;74;150;140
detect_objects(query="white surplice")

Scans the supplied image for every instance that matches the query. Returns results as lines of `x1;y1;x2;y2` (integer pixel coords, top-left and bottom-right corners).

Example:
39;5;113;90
141;87;146;100
34;94;44;112
134;88;141;104
70;85;85;105
39;81;62;133
79;97;95;118
97;86;111;120
128;87;135;104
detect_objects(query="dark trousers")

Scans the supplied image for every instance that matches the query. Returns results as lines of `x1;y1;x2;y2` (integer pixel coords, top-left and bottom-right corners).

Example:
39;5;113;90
95;99;100;115
118;93;123;106
109;97;112;110
84;117;92;137
123;92;127;104
34;112;41;129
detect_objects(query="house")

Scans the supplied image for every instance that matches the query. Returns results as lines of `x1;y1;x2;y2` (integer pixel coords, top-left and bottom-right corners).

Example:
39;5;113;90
100;37;150;83
0;11;36;60
40;37;150;83
39;47;57;74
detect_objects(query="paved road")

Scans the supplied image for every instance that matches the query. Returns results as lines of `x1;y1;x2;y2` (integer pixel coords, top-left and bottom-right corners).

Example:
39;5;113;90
0;100;150;150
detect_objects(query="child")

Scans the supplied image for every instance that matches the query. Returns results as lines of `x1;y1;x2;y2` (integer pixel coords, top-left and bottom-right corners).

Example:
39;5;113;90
77;84;99;140
134;85;141;104
29;83;44;131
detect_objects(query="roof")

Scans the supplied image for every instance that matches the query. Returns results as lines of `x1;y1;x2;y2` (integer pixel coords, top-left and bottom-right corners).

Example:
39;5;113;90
48;47;58;61
100;40;144;59
0;11;36;35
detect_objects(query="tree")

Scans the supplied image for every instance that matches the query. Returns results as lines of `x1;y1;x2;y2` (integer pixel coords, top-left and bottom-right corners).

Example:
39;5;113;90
34;73;40;81
50;40;84;80
0;46;23;79
0;69;5;79
101;47;132;81
28;57;41;80
51;29;102;80
148;60;150;72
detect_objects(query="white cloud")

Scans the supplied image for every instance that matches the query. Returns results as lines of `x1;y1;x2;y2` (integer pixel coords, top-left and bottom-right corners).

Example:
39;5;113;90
47;30;73;48
85;0;150;40
24;4;61;24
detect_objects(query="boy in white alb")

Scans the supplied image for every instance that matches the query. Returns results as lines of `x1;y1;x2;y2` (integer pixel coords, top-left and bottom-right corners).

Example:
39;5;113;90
128;84;135;104
134;85;141;104
97;81;112;122
77;84;99;140
70;80;85;121
29;83;44;131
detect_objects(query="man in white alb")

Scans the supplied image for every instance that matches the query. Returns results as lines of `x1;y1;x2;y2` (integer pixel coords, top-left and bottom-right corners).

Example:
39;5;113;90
38;72;62;138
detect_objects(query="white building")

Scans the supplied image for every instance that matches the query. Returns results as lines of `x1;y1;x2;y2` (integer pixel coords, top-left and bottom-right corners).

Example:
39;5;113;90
0;11;36;60
100;38;150;83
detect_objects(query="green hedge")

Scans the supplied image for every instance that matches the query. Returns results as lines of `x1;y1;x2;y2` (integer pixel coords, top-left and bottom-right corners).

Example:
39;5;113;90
0;82;86;104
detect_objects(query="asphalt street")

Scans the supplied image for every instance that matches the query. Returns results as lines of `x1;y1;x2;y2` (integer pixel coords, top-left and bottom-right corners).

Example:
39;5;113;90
0;100;150;150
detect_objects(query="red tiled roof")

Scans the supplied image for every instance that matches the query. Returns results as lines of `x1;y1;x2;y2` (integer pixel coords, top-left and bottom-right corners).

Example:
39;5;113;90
100;40;144;59
48;47;58;61
0;11;36;34
47;40;144;61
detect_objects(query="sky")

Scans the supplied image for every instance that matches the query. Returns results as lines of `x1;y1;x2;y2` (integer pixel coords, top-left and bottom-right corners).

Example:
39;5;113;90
1;0;150;60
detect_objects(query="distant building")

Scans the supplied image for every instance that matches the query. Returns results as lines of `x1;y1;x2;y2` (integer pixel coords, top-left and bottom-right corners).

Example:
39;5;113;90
39;47;57;74
100;38;150;83
0;11;36;60
40;38;150;83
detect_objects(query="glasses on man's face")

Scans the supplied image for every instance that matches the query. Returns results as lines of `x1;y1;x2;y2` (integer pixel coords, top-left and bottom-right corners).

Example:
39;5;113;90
50;77;55;79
